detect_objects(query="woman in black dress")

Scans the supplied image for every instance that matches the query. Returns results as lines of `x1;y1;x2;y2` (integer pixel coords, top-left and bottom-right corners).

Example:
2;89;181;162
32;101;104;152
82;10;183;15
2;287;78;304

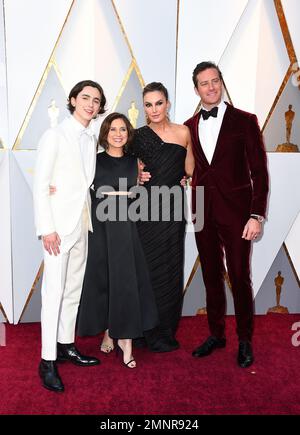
77;113;158;368
130;82;194;352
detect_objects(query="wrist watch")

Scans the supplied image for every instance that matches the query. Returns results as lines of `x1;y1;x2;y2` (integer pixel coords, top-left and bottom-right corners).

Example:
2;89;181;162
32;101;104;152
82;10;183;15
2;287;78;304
250;214;264;223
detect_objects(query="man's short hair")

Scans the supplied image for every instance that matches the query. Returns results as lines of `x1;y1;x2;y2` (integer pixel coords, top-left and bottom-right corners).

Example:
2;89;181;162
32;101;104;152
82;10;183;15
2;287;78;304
192;62;223;87
67;80;106;115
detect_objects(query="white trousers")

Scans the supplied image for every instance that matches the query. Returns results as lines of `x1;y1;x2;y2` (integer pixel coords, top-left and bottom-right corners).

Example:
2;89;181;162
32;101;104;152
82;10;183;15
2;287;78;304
41;208;89;360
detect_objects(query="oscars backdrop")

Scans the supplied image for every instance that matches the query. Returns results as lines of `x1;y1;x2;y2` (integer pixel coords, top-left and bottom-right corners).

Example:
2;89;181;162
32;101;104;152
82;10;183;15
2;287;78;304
0;0;299;324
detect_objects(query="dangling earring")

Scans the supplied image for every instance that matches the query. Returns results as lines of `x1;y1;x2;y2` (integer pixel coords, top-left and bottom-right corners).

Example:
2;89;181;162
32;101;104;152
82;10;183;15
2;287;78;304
166;102;171;122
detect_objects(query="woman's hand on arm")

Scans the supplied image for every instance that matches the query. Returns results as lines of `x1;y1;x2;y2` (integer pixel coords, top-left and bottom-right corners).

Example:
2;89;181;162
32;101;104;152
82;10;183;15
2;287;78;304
138;159;151;185
184;127;195;177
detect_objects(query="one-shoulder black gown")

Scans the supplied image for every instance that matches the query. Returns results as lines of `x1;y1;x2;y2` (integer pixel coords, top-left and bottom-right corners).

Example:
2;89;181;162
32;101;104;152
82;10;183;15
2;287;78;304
130;126;187;352
77;152;158;339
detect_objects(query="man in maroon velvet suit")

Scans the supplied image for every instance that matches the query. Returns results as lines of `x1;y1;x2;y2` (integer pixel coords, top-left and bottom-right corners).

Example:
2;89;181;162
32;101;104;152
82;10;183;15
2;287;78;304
184;62;269;368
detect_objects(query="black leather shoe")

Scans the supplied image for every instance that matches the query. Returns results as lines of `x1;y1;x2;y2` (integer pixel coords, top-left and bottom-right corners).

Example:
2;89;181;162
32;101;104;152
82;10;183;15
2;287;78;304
57;343;100;366
192;336;226;357
39;359;64;392
133;337;147;349
237;341;254;368
149;337;179;353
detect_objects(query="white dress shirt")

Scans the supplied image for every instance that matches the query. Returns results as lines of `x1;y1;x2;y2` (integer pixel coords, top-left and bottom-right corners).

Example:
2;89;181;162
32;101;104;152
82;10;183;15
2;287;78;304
69;115;96;181
198;100;227;164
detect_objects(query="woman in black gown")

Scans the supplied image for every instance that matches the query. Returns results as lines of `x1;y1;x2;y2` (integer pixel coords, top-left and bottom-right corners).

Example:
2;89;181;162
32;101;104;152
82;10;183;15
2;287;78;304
77;113;158;368
130;82;194;352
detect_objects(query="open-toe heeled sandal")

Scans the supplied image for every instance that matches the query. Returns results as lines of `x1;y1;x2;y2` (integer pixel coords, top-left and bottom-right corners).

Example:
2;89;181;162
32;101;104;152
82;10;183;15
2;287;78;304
124;358;136;369
116;345;136;368
100;342;114;353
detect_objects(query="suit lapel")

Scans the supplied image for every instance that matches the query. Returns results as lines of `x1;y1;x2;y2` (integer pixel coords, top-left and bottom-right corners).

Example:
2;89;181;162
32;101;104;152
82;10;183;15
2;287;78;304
192;112;210;166
210;103;236;165
62;118;87;184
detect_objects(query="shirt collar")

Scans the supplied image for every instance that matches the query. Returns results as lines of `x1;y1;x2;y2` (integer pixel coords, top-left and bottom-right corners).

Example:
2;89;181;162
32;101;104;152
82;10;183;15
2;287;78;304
200;100;227;110
69;115;94;137
200;100;227;117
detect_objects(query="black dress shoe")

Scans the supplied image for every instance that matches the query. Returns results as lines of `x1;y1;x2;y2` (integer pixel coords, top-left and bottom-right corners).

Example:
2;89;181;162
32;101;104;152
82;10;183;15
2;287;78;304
148;336;179;353
57;343;100;366
39;359;64;392
150;338;179;353
238;341;254;368
192;336;226;357
133;337;147;349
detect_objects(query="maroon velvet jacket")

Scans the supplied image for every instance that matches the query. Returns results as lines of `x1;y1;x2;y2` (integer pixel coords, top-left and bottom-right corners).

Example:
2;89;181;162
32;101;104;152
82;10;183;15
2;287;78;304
184;103;269;219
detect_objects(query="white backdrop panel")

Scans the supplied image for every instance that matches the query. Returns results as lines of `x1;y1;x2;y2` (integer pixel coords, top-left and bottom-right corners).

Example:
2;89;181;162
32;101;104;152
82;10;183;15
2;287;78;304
94;0;132;112
55;0;132;115
285;211;300;281
4;0;72;148
18;67;68;150
0;0;8;148
10;152;43;323
255;0;290;126
251;153;300;295
113;0;177;119
263;75;300;151
219;0;262;115
12;151;37;193
175;0;248;122
54;0;95;95
114;67;145;127
282;0;300;66
0;151;13;322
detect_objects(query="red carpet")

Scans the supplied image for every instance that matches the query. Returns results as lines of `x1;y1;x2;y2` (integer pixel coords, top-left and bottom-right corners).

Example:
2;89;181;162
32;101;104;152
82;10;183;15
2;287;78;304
0;314;300;415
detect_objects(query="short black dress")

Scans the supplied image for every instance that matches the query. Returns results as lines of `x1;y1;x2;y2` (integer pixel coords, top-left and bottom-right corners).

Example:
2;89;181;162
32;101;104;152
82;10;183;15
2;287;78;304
77;152;158;339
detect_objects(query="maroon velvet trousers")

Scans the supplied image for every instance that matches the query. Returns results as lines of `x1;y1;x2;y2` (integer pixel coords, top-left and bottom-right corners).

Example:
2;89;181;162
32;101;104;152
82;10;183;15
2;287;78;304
194;187;254;342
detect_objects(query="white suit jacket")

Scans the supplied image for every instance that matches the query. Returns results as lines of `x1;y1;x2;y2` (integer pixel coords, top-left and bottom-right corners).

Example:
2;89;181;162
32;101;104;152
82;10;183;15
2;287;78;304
33;117;96;237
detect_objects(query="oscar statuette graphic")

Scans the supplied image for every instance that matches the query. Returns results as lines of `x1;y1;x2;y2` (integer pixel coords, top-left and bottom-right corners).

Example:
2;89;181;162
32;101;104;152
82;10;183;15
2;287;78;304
267;271;289;314
276;105;299;152
48;99;60;128
128;101;139;128
196;307;207;315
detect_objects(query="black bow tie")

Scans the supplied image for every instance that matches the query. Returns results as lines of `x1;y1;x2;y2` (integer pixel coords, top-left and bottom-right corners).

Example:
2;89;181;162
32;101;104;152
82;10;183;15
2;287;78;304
200;106;218;120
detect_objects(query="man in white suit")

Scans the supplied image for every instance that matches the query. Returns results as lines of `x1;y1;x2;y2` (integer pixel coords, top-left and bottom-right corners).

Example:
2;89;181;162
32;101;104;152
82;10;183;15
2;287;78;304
34;80;106;392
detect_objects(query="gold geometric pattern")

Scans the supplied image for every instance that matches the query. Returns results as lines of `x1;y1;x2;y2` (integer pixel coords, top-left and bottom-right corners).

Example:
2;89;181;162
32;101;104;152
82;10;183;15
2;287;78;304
110;0;145;109
184;256;200;294
184;0;300;297
283;243;300;287
4;2;75;322
12;61;67;151
0;303;8;322
274;0;297;64
13;0;144;322
12;1;74;150
19;263;43;322
1;0;300;322
111;60;144;113
262;64;293;133
262;0;299;134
